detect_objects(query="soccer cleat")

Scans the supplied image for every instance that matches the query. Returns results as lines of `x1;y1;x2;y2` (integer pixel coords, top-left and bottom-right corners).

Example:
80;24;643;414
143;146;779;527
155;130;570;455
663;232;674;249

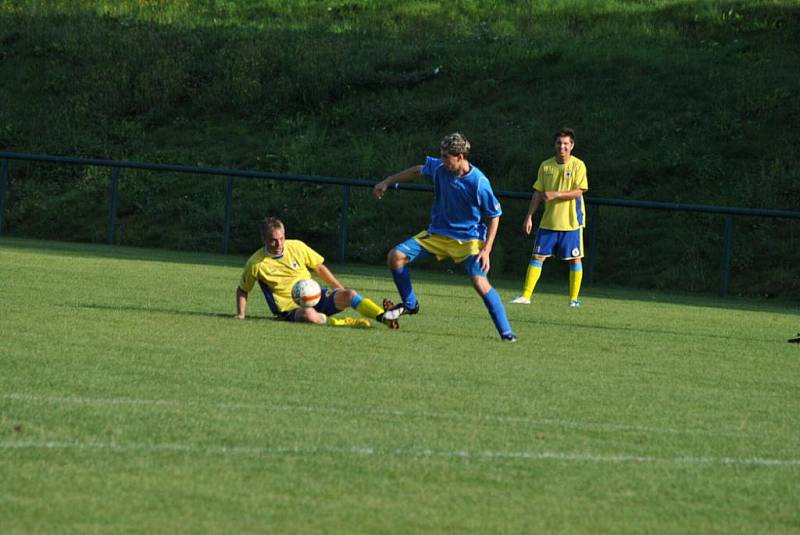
510;296;531;305
568;300;582;308
501;334;518;343
377;299;402;329
402;303;420;315
384;298;418;316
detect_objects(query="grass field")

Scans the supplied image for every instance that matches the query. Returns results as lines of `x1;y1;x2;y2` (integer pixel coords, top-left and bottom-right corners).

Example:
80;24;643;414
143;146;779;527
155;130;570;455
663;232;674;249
1;237;799;533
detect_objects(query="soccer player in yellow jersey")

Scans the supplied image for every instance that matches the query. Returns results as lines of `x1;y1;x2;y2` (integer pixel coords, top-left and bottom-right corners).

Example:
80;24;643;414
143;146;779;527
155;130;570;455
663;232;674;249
511;128;588;307
235;217;403;328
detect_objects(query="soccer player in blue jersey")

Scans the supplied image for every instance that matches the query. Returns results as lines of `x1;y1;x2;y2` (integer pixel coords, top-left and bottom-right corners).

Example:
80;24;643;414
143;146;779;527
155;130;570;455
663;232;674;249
373;133;517;342
235;217;403;328
511;127;588;307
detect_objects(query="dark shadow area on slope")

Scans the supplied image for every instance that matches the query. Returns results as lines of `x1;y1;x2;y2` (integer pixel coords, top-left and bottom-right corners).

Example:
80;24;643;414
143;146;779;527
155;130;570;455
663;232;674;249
2;3;800;298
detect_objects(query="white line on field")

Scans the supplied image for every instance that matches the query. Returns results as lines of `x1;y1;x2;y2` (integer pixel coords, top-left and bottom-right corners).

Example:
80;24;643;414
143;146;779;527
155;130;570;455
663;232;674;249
1;439;798;467
0;393;779;439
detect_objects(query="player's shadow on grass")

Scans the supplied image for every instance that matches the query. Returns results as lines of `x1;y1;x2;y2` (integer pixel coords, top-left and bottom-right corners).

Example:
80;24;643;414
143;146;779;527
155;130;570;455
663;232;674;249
68;302;273;321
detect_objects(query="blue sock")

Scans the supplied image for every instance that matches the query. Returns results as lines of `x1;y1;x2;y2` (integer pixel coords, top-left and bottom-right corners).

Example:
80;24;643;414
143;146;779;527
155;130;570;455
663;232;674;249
350;293;363;309
481;287;513;337
391;266;418;308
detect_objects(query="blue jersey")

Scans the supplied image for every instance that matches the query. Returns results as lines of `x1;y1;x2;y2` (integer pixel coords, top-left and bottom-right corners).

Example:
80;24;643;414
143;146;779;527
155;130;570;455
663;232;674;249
421;156;503;242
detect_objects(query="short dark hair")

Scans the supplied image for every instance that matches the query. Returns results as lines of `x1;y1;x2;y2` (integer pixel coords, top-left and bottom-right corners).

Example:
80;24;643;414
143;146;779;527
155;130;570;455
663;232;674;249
440;132;471;156
260;216;284;238
554;127;575;143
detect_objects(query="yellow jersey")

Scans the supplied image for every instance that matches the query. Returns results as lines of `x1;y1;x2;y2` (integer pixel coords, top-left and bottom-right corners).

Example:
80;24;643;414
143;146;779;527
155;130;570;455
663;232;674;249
533;156;588;231
239;239;324;313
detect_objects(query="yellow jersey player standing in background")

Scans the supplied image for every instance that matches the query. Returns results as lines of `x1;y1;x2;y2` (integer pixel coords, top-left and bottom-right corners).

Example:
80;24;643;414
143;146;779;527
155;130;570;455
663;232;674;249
236;217;403;328
511;128;588;307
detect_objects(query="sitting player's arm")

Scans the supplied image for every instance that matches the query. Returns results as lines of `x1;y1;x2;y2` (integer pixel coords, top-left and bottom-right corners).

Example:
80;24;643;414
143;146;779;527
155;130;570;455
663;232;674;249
235;287;248;320
373;165;423;199
312;264;344;290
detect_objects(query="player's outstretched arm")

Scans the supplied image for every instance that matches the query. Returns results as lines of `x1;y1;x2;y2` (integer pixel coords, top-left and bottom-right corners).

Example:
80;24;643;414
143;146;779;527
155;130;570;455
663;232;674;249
235;287;248;320
313;263;344;290
373;165;423;199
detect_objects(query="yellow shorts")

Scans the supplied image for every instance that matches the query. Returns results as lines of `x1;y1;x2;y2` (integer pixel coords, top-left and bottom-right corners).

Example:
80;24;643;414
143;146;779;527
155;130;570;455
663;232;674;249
412;230;484;263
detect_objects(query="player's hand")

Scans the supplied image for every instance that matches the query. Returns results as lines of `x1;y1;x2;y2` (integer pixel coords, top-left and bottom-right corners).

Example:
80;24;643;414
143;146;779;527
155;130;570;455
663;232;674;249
543;191;560;201
477;249;491;273
373;181;389;200
522;216;533;235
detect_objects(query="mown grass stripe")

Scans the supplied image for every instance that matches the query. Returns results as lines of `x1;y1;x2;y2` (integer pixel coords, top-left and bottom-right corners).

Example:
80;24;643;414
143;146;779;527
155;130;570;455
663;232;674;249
2;439;799;467
3;393;783;439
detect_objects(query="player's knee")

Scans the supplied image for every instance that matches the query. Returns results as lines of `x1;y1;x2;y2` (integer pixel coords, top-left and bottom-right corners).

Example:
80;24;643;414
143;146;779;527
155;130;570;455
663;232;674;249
297;308;325;324
340;288;357;303
387;248;407;269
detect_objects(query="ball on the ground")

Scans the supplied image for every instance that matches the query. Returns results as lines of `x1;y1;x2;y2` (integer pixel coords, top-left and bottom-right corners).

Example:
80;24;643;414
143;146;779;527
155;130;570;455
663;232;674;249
291;278;322;308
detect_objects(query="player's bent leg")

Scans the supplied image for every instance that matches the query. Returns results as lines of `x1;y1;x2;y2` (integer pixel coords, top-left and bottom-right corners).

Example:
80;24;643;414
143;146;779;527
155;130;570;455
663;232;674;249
349;292;402;328
387;248;409;270
292;307;328;325
388;241;421;312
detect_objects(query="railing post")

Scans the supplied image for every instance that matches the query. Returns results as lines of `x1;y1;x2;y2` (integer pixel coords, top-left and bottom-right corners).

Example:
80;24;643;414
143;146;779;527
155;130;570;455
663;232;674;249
222;176;234;254
107;167;120;245
339;185;350;264
0;159;8;235
585;204;599;285
720;215;734;297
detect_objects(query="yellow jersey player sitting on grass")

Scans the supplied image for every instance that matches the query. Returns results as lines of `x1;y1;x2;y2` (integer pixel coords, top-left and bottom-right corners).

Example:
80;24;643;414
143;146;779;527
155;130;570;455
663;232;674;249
235;217;404;328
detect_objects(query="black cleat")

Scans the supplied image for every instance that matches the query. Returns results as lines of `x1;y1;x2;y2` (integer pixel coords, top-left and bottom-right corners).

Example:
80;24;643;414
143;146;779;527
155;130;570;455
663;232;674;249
501;334;518;343
402;303;420;316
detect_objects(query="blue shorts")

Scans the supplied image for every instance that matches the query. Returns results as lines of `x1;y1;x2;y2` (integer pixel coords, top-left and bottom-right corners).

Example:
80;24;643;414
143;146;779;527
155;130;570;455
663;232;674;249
278;288;342;321
395;235;487;277
531;228;584;260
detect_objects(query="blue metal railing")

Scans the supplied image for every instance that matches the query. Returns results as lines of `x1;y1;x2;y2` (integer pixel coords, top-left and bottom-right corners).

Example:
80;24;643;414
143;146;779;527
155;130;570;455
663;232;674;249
2;151;800;296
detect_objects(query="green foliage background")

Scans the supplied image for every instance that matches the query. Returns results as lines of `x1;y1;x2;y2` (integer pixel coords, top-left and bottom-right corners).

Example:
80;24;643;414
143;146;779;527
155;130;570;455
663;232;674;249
1;0;799;297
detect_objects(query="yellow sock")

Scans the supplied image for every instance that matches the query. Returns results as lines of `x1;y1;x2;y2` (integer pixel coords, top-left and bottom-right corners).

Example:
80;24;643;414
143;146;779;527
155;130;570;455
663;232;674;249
522;260;543;299
569;264;583;301
355;297;383;320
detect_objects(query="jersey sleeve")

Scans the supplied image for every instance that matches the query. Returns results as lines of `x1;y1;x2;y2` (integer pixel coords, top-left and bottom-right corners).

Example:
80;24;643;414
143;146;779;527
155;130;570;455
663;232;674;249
533;162;545;192
478;178;503;218
421;156;440;179
575;160;588;191
299;242;325;270
239;263;257;293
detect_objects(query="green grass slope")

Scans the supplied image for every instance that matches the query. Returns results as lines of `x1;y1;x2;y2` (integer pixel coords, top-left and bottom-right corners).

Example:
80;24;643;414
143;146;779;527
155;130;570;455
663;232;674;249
1;1;800;296
1;238;799;532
